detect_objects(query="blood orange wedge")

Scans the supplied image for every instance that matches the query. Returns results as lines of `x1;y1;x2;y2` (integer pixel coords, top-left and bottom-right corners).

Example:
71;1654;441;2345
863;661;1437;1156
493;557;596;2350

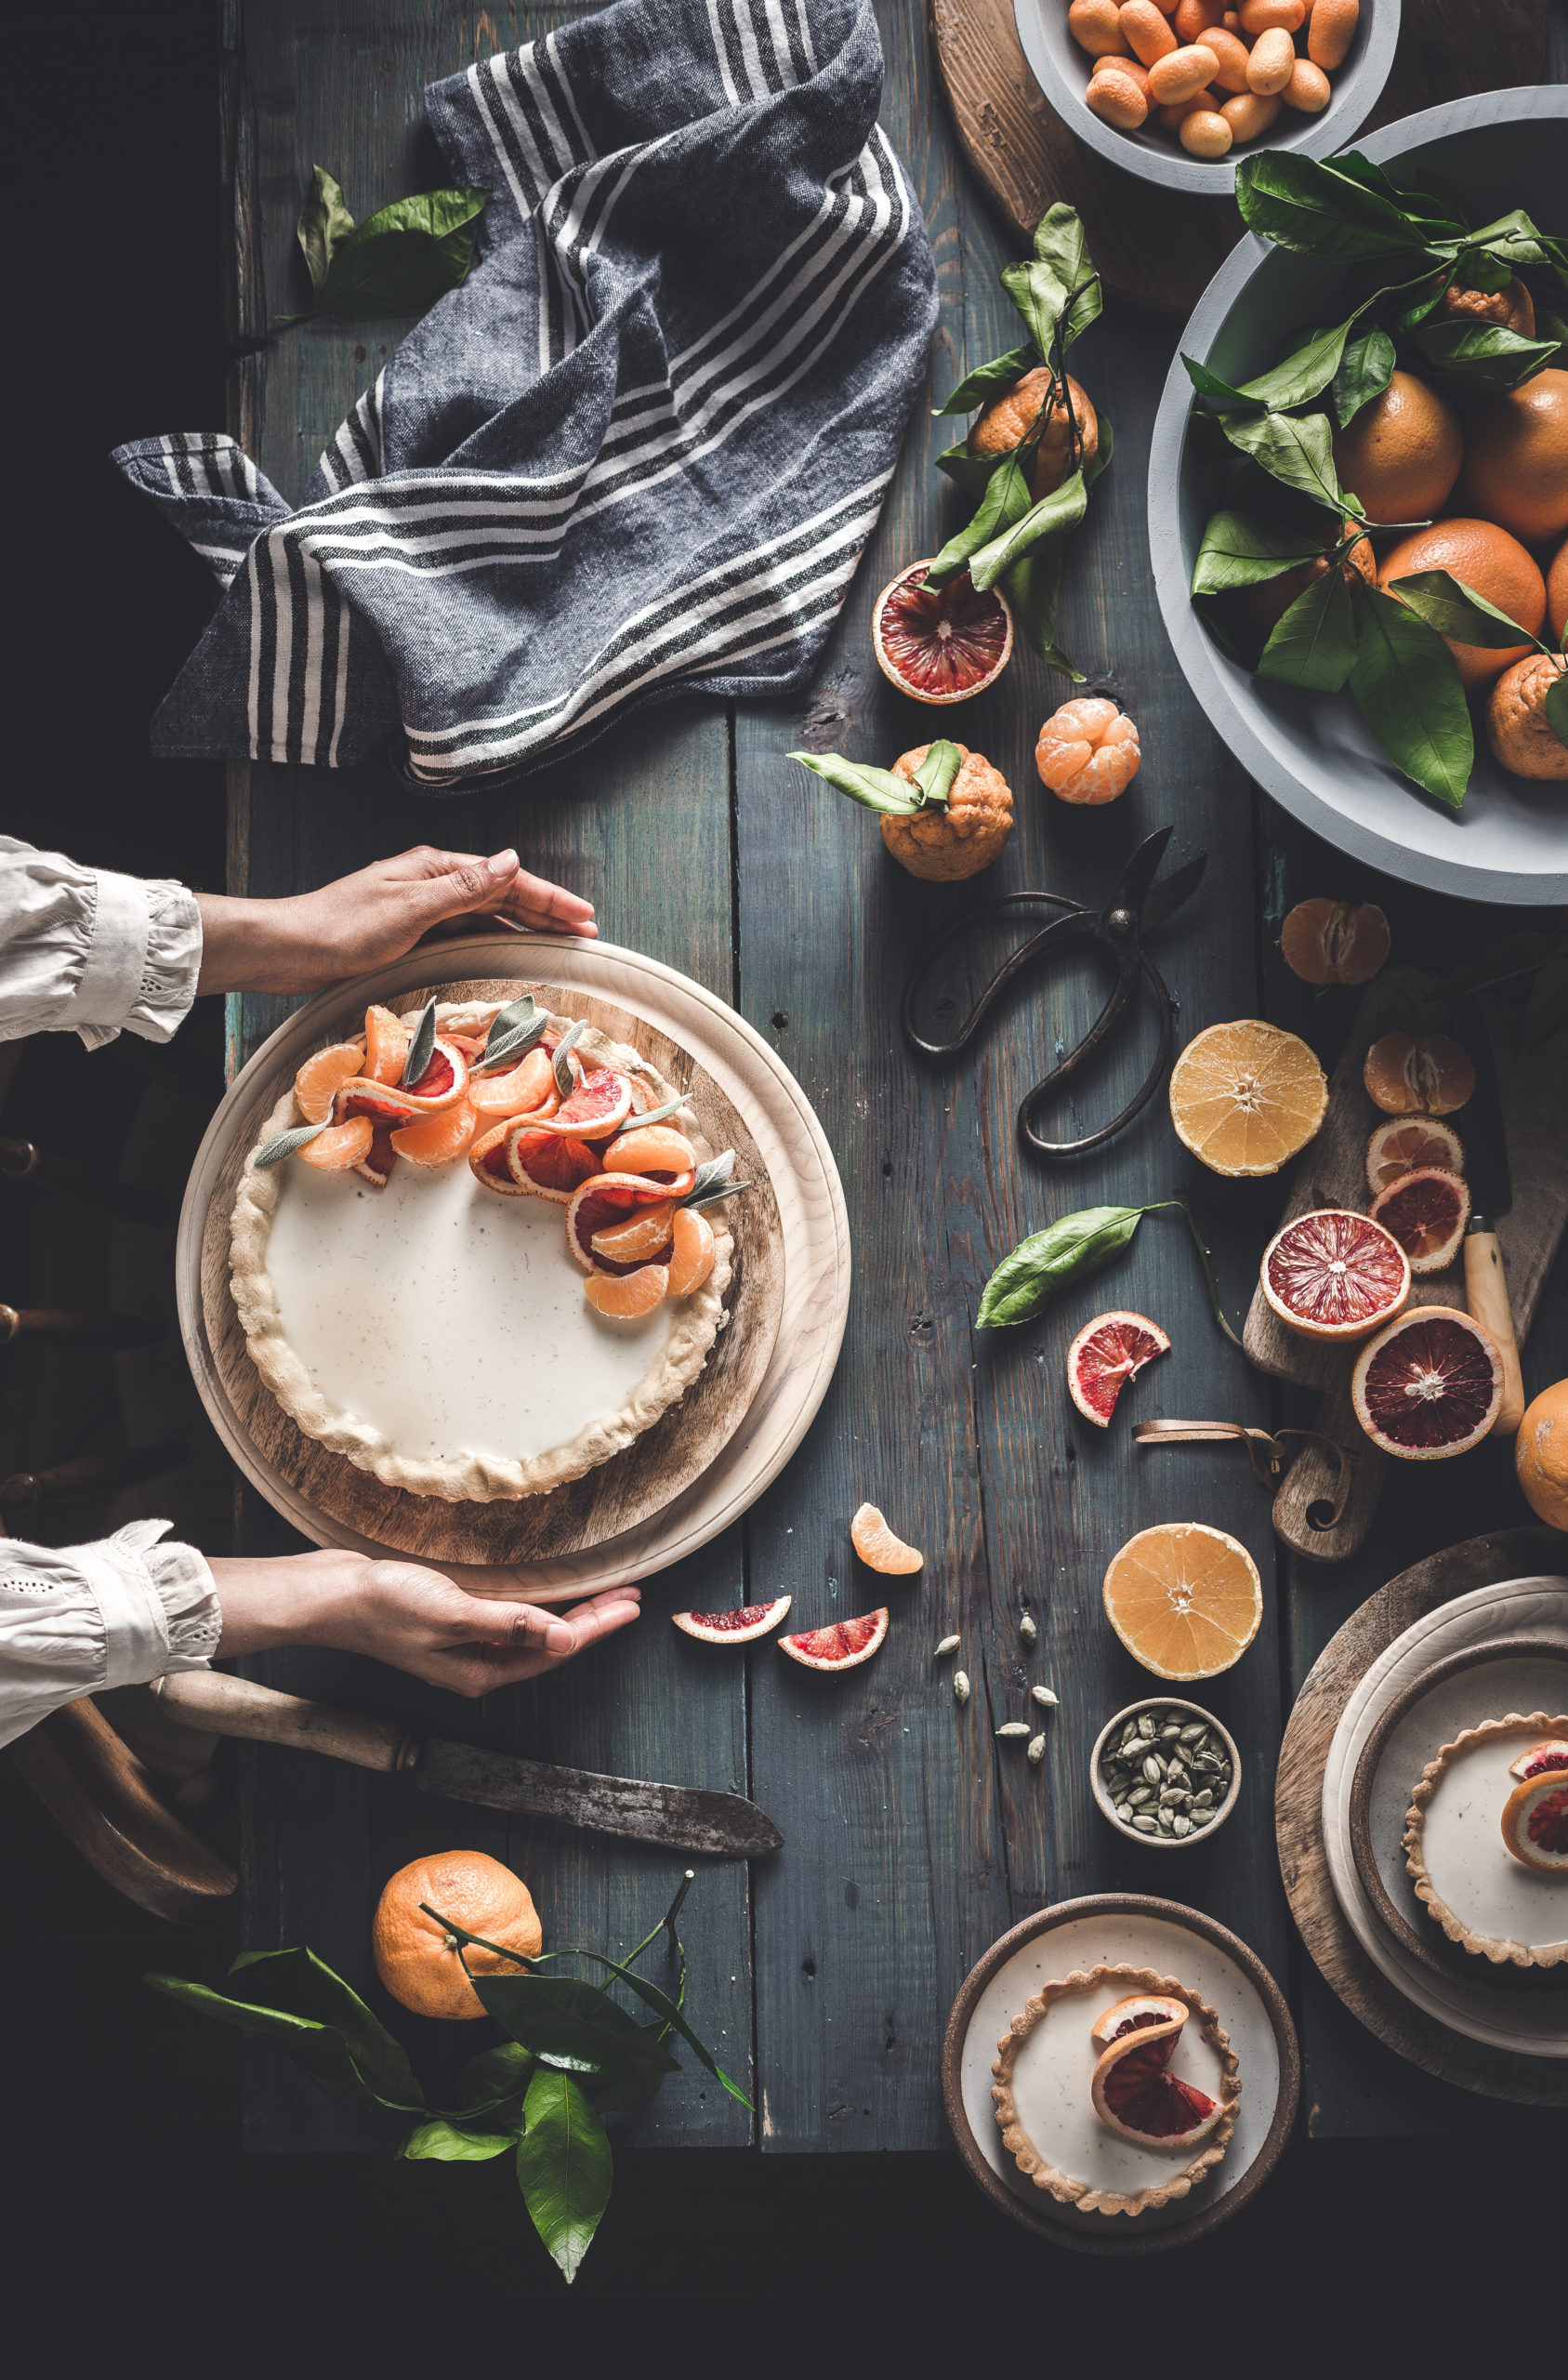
506;1124;602;1203
1509;1739;1568;1782
295;1041;365;1124
537;1066;633;1142
1500;1771;1568;1872
354;1124;397;1188
1365;1117;1466;1195
665;1206;717;1296
1067;1311;1170;1427
469;1118;532;1197
1089;2002;1220;2150
468;1047;557;1120
778;1608;889;1672
331;1080;422;1133
363;1005;410;1085
1351;1306;1503;1459
673;1597;792;1645
872;562;1013;704
1260;1210;1410;1342
297;1116;375;1171
1368;1167;1469;1274
1363;1032;1474;1117
584;1264;668;1318
1101;1523;1262;1681
1278;898;1390;986
402;1038;469;1109
1168;1020;1328;1176
567;1176;676;1272
850;1501;922;1575
1088;1993;1189;2049
390;1100;478;1168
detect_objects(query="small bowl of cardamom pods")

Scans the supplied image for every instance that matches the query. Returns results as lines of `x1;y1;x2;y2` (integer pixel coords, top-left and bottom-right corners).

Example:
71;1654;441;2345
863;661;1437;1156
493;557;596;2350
1090;1699;1241;1848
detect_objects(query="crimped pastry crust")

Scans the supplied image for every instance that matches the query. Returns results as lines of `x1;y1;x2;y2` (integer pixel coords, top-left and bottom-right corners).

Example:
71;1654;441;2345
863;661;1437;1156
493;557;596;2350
991;1964;1240;2217
1403;1711;1568;1970
229;998;731;1502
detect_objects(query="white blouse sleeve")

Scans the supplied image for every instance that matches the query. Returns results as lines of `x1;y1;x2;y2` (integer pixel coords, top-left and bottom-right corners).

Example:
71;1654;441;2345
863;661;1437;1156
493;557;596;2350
0;836;204;1050
0;1519;222;1750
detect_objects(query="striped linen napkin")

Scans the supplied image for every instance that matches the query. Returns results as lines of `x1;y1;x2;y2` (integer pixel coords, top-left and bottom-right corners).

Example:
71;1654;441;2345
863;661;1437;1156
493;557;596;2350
112;0;936;790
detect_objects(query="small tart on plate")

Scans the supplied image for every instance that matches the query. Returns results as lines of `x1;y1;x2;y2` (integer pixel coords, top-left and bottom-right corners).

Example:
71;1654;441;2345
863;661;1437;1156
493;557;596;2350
1403;1712;1568;1971
991;1964;1240;2217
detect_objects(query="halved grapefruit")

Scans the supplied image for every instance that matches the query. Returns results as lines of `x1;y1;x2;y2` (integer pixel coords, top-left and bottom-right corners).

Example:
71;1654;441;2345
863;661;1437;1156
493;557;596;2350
1501;1770;1568;1871
1368;1167;1469;1274
1167;1019;1327;1176
850;1502;923;1575
1351;1306;1502;1458
1067;1311;1170;1427
873;562;1013;704
1509;1739;1568;1782
1089;2003;1221;2150
673;1598;792;1645
1365;1117;1466;1195
1261;1209;1410;1342
778;1609;889;1672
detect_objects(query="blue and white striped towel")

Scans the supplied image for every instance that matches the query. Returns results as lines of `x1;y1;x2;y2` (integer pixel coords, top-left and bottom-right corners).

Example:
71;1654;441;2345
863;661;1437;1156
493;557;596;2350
113;0;936;790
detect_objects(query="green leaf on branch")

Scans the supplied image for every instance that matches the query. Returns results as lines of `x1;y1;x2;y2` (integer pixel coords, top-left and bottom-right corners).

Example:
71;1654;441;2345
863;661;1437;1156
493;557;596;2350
310;185;489;320
1256;565;1358;692
1233;152;1434;261
926;448;1033;588
933;442;1002;496
516;2070;613;2286
1383;569;1534;648
1182;354;1259;412
999;205;1101;357
456;2040;535;2128
147;1951;428;2113
1333;327;1396;426
1191;509;1327;594
1348;588;1472;809
914;741;963;805
1235;311;1365;411
977;1205;1153;1329
1220;408;1348;512
548;1948;753;2110
1002;543;1080;677
933;342;1036;416
399;2118;518;2162
787;751;930;816
968;469;1087;592
1412;317;1562;389
296;166;356;296
473;1971;678;2087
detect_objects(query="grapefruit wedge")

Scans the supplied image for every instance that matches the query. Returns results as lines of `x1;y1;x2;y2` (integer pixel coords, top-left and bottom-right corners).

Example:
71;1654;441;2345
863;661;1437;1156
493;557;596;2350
779;1609;889;1672
1067;1311;1169;1426
673;1598;792;1645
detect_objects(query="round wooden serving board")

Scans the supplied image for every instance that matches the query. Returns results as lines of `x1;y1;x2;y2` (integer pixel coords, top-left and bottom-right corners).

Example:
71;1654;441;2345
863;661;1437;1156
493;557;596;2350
1276;1526;1568;2104
931;0;1547;317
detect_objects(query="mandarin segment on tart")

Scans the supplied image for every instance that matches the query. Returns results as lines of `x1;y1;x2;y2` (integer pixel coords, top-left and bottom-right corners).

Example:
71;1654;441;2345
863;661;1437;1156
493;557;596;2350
1403;1713;1568;1968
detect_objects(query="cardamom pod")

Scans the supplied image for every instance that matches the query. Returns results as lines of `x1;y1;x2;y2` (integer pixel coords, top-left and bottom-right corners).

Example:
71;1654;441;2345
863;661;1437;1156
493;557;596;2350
1031;1685;1058;1709
1193;1790;1214;1808
1192;1806;1214;1827
1138;1714;1156;1740
1020;1612;1037;1646
934;1634;960;1657
1157;1807;1175;1831
1127;1786;1153;1807
995;1723;1031;1739
953;1670;970;1704
1132;1815;1159;1833
1142;1756;1163;1785
1027;1733;1046;1765
1172;1813;1192;1838
1179;1721;1206;1744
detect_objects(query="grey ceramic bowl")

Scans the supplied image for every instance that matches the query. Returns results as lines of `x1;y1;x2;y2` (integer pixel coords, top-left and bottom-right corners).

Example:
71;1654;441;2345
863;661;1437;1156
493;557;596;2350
1149;87;1568;906
1013;0;1399;196
1090;1697;1242;1848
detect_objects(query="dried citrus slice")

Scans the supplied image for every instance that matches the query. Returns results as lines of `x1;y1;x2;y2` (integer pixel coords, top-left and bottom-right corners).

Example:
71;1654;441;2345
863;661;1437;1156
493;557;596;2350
468;1117;532;1197
1101;1523;1262;1681
468;1047;557;1120
1168;1020;1327;1176
538;1066;634;1142
507;1125;602;1203
673;1597;792;1644
601;1125;697;1197
1351;1306;1502;1458
1363;1032;1474;1117
295;1041;365;1123
778;1608;889;1671
590;1199;678;1265
566;1176;676;1271
584;1263;668;1317
1368;1167;1469;1274
872;562;1013;704
1501;1771;1568;1872
1365;1117;1466;1194
297;1115;376;1171
665;1206;717;1296
850;1501;923;1575
363;1005;410;1086
1279;898;1390;985
1089;2002;1221;2150
1509;1739;1568;1783
1260;1209;1409;1342
1067;1311;1170;1426
390;1100;478;1168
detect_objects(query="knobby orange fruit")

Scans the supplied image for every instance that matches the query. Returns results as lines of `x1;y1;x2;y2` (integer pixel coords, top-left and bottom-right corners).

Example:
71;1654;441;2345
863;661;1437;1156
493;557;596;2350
1486;655;1568;783
882;744;1014;882
372;1850;542;2021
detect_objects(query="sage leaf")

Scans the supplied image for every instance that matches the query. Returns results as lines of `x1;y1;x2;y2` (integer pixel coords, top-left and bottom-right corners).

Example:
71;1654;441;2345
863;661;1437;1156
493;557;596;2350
1522;943;1568;1051
1412;317;1562;389
484;993;536;1051
968;468;1087;592
400;996;437;1090
1002;542;1080;677
1222;408;1348;512
314;186;489;319
471;1012;550;1074
1191;509;1327;594
1348;588;1472;809
1333;327;1396;427
1233;152;1432;262
296;165;355;296
516;2070;613;2285
399;2118;516;2162
925;447;1033;588
977;1204;1151;1329
1383;568;1534;648
254;1120;328;1167
914;739;963;806
684;1151;735;1206
787;751;925;816
550;1019;586;1097
1257;563;1358;692
933;341;1035;416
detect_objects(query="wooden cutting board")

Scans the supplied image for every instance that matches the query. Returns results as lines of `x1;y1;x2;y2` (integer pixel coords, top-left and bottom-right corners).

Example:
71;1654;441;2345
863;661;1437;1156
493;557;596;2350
1244;964;1568;1562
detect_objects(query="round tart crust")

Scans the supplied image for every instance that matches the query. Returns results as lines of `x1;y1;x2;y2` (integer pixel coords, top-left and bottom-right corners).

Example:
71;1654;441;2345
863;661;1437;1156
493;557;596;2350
1403;1711;1568;1970
229;998;732;1502
991;1964;1240;2217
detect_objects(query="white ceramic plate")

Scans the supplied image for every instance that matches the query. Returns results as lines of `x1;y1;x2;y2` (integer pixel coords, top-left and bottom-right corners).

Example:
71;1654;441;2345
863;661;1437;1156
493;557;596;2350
1322;1576;1568;2056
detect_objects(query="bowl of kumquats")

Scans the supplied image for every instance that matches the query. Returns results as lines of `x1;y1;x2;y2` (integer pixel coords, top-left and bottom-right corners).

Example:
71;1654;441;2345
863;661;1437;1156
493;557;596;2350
1012;0;1399;192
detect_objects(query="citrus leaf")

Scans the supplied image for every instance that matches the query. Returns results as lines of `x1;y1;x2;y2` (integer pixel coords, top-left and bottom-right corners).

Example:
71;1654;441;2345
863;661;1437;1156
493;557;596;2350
1333;327;1396;427
968;469;1087;591
977;1205;1155;1329
296;165;355;296
787;750;924;815
1546;664;1568;751
1191;509;1326;593
315;187;488;319
1001;543;1079;676
1412;317;1562;389
1522;944;1568;1051
515;2071;613;2286
545;1947;752;2109
932;442;1001;497
399;996;437;1089
1348;587;1472;808
1233;152;1434;261
470;1972;677;2097
933;341;1035;416
1182;354;1258;412
1256;564;1358;691
1384;568;1534;647
1022;202;1102;348
455;2041;535;2128
399;2118;517;2162
1220;408;1347;511
147;1951;428;2114
913;740;962;806
253;1120;328;1167
1440;932;1558;996
1451;244;1514;294
1236;310;1364;410
925;448;1032;588
1085;408;1113;488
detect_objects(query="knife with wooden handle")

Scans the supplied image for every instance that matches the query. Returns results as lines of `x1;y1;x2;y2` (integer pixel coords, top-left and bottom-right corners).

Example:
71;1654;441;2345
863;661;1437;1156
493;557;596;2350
1452;995;1526;1437
151;1671;784;1858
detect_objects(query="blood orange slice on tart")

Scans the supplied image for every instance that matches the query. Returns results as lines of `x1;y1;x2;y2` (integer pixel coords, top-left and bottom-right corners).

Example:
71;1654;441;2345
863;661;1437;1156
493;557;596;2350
566;1176;677;1273
1368;1166;1469;1274
1088;1999;1221;2150
468;1117;532;1196
1351;1306;1502;1458
536;1066;634;1142
1509;1739;1568;1782
1067;1310;1170;1426
872;562;1013;704
354;1123;398;1188
673;1597;792;1645
778;1609;889;1671
1261;1209;1409;1342
506;1124;603;1202
1364;1117;1466;1195
1500;1771;1568;1872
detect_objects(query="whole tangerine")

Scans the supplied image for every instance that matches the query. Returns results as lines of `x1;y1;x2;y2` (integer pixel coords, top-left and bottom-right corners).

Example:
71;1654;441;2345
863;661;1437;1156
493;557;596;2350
1548;536;1567;645
372;1849;543;2021
1377;518;1546;690
968;367;1100;501
1517;1379;1568;1532
1441;277;1535;342
883;743;1013;881
1330;370;1462;526
1035;697;1141;804
1456;369;1568;544
1485;654;1568;782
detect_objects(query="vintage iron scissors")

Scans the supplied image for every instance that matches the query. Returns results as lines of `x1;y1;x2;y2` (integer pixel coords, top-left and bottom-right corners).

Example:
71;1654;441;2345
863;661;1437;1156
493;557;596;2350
900;826;1207;1160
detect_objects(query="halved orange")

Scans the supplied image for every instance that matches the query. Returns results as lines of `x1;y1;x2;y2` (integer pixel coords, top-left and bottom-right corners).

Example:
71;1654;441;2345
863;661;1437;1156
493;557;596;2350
295;1041;365;1123
297;1115;375;1171
585;1264;668;1317
1168;1020;1327;1177
363;1006;410;1086
390;1100;478;1168
1101;1522;1262;1680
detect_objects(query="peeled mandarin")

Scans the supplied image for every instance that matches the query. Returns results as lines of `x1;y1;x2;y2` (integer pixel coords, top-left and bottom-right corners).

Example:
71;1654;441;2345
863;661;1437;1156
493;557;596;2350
1148;40;1217;99
1246;27;1296;89
1307;0;1358;67
1221;88;1282;139
1120;0;1179;62
1238;0;1302;29
1070;0;1130;51
665;1206;718;1297
1200;26;1252;88
1088;67;1150;127
1283;58;1330;109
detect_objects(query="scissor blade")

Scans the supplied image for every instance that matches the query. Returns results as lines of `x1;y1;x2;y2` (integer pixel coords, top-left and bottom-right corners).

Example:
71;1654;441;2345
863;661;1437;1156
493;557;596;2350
1140;851;1208;938
1100;827;1174;930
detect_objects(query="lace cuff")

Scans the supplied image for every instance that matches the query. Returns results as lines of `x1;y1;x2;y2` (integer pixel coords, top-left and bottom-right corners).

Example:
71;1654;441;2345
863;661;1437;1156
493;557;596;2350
0;839;203;1051
0;1520;220;1749
125;879;204;1045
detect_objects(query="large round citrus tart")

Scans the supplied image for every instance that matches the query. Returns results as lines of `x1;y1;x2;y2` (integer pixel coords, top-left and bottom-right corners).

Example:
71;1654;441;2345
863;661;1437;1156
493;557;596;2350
229;991;740;1501
1403;1715;1568;1970
991;1964;1239;2218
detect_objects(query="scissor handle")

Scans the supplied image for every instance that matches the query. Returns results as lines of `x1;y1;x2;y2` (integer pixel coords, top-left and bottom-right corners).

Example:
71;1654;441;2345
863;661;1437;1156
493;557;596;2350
1020;948;1175;1159
901;891;1095;1060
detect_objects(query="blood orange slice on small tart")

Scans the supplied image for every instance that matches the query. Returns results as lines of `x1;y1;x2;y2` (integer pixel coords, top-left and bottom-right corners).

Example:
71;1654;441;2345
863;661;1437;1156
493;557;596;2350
779;1608;889;1671
468;1046;557;1120
295;1041;365;1124
872;562;1013;704
1351;1306;1503;1459
665;1206;717;1297
1067;1311;1170;1427
584;1263;668;1318
566;1176;677;1272
1088;1993;1190;2047
1500;1771;1568;1872
1509;1739;1568;1782
1261;1209;1409;1342
362;1005;410;1086
390;1100;479;1168
850;1502;922;1575
354;1123;398;1187
673;1597;792;1645
506;1124;602;1203
1363;1031;1475;1117
1368;1166;1469;1274
298;1116;375;1171
1089;2006;1221;2151
469;1117;531;1196
1365;1117;1466;1195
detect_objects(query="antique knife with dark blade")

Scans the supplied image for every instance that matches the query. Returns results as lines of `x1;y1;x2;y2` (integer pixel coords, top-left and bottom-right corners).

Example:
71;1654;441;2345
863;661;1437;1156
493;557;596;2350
152;1672;783;1858
1451;993;1526;1437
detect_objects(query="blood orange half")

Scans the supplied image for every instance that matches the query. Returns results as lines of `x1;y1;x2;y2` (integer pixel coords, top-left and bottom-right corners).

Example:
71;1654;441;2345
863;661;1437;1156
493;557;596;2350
778;1609;889;1672
673;1597;792;1645
1501;1771;1568;1872
1351;1306;1503;1459
1368;1167;1469;1274
872;562;1013;704
1261;1209;1410;1342
1067;1310;1170;1427
1509;1739;1568;1783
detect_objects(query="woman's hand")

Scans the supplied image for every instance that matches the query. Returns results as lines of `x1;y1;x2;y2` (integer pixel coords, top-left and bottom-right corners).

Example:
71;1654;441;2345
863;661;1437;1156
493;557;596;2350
208;1550;639;1695
195;844;597;997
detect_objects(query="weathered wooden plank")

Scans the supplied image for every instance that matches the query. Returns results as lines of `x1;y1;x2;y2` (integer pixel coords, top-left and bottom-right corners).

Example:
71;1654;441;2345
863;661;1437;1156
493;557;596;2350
224;0;751;2149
